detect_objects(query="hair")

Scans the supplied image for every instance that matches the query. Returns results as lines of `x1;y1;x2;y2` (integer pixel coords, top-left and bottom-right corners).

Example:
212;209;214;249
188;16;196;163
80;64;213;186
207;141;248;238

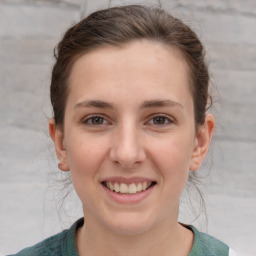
51;4;211;130
50;4;212;223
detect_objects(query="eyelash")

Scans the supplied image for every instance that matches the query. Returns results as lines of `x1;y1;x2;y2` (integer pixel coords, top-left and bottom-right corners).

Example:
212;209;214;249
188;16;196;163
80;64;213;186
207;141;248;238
82;114;174;127
82;115;110;126
146;115;174;126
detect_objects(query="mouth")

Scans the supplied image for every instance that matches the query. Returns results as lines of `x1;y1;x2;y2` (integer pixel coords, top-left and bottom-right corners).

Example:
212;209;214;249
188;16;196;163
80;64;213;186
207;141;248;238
102;181;157;194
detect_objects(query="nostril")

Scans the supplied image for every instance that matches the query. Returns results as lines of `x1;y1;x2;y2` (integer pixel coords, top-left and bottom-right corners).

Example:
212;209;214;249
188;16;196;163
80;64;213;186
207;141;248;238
109;139;146;168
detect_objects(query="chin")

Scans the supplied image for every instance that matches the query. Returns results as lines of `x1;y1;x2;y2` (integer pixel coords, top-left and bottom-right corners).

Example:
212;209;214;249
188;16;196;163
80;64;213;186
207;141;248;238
104;212;157;236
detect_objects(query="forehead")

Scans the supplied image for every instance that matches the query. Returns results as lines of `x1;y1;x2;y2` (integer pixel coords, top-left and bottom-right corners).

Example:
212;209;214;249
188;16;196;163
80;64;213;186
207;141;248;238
67;40;192;106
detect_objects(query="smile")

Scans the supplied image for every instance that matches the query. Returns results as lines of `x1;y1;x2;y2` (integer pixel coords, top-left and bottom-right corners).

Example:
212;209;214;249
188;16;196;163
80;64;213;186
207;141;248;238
102;181;156;194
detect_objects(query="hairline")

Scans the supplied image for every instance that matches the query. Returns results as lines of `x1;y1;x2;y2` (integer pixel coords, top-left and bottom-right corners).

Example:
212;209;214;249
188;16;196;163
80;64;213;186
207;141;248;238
58;39;198;132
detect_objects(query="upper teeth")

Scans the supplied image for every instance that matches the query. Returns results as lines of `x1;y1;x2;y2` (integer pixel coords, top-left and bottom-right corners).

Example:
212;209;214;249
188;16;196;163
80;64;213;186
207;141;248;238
106;181;152;194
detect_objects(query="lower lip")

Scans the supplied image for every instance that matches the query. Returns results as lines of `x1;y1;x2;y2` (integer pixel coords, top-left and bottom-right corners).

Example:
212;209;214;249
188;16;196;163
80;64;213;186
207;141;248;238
101;184;155;204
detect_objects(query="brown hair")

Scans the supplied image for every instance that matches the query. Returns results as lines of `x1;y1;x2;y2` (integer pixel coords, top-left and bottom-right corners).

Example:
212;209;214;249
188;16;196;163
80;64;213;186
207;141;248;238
50;4;211;130
51;5;211;222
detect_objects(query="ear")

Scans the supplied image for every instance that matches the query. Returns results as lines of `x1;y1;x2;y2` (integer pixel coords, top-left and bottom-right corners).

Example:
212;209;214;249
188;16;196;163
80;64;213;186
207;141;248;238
49;118;70;171
189;113;215;171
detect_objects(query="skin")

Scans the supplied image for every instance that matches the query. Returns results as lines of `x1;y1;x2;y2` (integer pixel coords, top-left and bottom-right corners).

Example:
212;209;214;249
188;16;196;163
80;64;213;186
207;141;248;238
49;40;215;256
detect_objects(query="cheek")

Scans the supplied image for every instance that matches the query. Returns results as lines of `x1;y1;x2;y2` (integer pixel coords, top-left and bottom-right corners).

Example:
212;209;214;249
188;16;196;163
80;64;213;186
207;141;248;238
66;134;108;180
150;135;194;182
66;135;109;204
146;137;194;218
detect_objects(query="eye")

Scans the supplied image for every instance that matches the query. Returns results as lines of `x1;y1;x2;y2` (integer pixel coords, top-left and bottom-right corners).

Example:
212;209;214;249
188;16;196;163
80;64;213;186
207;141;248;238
147;115;173;126
83;116;108;126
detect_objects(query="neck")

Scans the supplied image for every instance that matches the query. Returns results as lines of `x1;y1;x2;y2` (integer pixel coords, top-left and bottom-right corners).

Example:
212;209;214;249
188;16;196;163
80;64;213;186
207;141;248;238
76;214;193;256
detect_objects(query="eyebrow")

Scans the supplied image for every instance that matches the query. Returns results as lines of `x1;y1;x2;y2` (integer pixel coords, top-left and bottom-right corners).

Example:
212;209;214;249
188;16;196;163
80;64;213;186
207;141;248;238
141;100;183;109
74;99;183;110
74;100;115;109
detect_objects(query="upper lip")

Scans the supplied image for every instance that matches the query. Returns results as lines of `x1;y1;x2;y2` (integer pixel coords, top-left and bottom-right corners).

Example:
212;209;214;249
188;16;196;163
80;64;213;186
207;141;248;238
100;176;156;184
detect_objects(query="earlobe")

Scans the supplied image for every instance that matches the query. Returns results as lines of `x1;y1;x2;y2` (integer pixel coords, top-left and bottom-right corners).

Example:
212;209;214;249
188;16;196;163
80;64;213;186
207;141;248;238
49;118;70;171
189;114;215;171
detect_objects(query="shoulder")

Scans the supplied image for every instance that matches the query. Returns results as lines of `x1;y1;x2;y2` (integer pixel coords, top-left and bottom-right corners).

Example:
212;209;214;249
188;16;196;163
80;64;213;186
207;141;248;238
8;230;68;256
8;218;83;256
188;225;229;256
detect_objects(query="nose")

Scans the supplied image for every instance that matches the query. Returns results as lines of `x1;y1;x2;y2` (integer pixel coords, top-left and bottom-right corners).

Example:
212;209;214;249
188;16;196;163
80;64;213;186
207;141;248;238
109;122;146;169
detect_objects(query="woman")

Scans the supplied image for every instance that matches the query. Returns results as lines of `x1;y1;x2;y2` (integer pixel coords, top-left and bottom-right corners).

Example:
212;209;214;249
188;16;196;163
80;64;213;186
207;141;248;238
12;4;235;256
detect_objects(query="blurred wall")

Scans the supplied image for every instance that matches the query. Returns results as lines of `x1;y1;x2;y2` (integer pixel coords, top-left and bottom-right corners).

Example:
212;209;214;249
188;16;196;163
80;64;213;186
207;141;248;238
0;0;255;254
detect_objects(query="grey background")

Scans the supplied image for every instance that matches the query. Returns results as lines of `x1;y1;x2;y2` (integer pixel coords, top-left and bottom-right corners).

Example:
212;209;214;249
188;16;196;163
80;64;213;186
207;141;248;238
0;0;256;255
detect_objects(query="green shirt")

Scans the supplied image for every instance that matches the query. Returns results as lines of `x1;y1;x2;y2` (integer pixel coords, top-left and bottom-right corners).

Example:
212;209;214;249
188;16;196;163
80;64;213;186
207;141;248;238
10;218;229;256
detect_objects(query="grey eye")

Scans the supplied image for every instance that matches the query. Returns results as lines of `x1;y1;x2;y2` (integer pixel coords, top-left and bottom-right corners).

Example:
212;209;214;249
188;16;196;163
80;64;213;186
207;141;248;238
90;117;104;125
152;116;169;125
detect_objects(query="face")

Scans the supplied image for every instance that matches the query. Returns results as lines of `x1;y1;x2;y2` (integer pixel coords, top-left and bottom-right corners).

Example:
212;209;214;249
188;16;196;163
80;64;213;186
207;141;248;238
50;40;214;236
